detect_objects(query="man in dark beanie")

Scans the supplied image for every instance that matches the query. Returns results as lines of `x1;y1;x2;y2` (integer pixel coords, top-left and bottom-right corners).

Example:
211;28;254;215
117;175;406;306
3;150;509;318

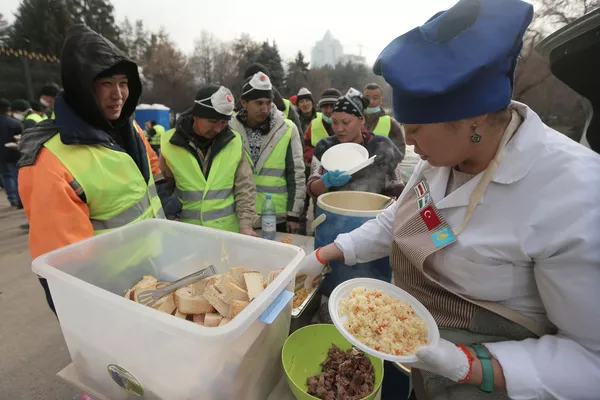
39;82;60;119
296;87;317;135
243;62;302;134
303;88;342;165
230;72;305;234
18;25;167;315
159;85;258;236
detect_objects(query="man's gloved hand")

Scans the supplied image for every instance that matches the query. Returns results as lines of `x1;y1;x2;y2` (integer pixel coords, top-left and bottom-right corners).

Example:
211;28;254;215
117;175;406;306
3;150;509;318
408;339;471;382
297;248;327;289
322;170;352;188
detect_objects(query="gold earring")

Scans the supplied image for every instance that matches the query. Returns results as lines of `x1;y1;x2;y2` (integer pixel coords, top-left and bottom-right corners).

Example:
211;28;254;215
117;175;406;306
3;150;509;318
471;122;481;143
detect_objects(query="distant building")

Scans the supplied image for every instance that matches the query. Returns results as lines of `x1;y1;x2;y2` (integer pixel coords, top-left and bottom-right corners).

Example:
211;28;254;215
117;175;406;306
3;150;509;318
311;31;367;67
340;54;367;65
311;30;344;68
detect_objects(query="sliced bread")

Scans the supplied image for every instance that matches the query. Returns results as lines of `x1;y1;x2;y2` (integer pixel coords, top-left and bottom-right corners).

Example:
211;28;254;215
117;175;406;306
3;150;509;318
204;313;223;327
153;292;177;314
175;287;216;314
173;309;187;319
203;285;231;317
218;318;231;327
230;300;249;318
221;281;249;304
193;314;205;326
244;272;265;301
229;267;248;289
266;268;284;287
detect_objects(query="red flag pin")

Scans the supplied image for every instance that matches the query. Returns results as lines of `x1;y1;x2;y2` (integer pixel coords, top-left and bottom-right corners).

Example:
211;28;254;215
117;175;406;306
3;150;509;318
420;205;441;231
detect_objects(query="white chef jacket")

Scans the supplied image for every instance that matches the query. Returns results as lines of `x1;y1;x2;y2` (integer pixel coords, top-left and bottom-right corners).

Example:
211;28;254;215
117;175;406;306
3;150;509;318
335;102;600;399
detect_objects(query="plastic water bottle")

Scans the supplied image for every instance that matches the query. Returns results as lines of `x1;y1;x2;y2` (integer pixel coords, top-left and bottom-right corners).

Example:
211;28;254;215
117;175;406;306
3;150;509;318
262;194;277;240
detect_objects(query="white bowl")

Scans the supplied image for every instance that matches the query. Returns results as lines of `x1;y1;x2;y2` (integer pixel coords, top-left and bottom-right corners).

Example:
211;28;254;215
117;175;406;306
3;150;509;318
329;278;440;363
321;143;369;172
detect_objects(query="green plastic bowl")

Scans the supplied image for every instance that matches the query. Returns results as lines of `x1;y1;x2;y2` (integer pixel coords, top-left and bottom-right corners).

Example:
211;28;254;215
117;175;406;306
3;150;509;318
282;324;384;400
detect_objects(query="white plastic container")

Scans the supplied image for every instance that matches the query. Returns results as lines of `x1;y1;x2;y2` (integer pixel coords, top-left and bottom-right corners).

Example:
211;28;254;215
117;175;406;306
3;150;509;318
329;278;440;363
33;219;305;400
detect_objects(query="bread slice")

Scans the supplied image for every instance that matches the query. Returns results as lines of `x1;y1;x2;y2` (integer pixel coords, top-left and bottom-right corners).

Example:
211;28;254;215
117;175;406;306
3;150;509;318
173;309;187;319
230;300;249;319
229;267;248;289
266;269;284;287
219;318;231;327
215;273;238;293
175;287;216;314
131;275;158;292
190;277;212;296
204;285;231;317
221;281;249;304
193;314;205;326
204;313;223;327
244;272;265;301
123;289;134;300
153;292;177;314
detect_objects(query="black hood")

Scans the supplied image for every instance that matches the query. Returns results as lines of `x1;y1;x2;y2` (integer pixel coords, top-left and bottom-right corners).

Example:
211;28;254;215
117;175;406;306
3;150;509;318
60;24;141;132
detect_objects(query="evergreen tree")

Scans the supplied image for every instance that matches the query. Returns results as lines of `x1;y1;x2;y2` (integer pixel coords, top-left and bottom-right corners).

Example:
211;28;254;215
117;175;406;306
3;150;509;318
9;0;72;55
0;13;10;46
67;0;122;48
285;51;310;96
254;40;285;89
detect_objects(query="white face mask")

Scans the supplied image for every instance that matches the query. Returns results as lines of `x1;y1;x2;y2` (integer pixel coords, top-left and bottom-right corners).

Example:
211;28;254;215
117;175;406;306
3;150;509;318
39;97;51;108
194;86;235;116
13;113;24;121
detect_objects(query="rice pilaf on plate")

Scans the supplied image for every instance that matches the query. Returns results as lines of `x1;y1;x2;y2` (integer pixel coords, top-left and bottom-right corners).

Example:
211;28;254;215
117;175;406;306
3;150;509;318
339;287;428;356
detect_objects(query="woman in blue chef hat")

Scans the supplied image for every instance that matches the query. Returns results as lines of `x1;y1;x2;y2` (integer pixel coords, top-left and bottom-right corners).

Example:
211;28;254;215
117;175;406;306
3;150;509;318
298;0;600;398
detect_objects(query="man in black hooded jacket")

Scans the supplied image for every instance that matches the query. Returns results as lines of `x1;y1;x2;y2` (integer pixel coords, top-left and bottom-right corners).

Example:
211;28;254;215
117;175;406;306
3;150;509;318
18;25;168;314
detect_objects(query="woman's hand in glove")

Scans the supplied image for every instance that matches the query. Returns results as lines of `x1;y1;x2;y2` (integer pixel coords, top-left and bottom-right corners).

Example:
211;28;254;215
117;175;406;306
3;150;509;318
409;339;472;382
296;249;327;289
322;170;352;188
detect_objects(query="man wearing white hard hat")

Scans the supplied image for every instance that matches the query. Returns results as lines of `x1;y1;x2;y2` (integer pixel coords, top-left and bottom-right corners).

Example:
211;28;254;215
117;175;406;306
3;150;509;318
230;72;305;234
160;84;258;236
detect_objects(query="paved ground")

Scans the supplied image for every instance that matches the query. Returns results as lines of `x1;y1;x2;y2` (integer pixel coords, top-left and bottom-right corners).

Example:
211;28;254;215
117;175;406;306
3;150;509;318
0;192;79;399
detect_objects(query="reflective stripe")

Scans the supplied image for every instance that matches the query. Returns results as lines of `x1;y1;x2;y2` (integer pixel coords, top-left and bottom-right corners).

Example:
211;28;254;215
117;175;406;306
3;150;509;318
69;179;84;196
180;204;236;221
175;188;203;202
175;188;233;201
153;172;165;181
257;185;287;194
203;203;236;221
148;183;158;197
181;209;201;220
205;189;233;200
258;168;285;177
91;195;151;230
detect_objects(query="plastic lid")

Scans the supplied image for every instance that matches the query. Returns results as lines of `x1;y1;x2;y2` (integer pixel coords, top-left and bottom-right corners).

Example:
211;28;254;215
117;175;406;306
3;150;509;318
266;194;272;199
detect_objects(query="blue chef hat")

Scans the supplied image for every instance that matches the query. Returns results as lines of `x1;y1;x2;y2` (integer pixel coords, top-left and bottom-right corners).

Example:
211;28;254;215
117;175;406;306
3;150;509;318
373;0;533;124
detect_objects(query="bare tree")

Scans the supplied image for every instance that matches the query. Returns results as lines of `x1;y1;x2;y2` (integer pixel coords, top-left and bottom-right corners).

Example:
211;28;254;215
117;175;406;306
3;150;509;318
189;30;218;86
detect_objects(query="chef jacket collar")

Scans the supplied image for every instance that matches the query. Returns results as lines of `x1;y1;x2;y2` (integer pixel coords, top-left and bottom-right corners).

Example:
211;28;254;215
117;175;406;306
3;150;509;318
423;102;541;210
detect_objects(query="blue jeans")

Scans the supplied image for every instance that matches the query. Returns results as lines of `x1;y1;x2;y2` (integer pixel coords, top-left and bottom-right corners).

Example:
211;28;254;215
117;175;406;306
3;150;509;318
0;162;20;204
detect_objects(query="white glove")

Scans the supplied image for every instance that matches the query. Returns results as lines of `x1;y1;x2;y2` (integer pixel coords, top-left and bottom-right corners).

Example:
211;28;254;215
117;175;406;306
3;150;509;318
408;338;471;382
296;249;327;289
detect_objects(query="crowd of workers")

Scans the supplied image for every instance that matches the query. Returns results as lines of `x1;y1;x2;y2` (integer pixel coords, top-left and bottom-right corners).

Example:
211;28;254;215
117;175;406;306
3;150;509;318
0;24;411;314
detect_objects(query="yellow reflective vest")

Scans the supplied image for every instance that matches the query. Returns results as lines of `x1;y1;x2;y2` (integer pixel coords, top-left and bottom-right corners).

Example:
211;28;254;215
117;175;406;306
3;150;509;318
373;115;391;137
25;113;44;124
43;133;164;235
149;124;165;146
283;98;291;118
310;112;329;147
161;128;241;232
250;120;293;217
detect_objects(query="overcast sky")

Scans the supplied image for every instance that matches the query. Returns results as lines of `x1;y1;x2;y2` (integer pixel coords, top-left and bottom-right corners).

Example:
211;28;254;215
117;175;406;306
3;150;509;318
1;0;534;65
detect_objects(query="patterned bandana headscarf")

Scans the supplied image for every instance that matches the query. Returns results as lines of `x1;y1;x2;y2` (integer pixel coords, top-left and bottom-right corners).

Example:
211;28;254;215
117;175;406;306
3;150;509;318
333;87;366;119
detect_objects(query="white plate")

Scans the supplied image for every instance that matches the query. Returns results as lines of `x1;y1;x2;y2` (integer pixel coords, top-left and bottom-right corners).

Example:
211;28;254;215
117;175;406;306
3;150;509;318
321;143;369;172
329;278;440;363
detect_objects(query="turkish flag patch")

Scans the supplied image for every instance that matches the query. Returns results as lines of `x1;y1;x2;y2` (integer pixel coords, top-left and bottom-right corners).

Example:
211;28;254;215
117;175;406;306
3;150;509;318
419;205;441;231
